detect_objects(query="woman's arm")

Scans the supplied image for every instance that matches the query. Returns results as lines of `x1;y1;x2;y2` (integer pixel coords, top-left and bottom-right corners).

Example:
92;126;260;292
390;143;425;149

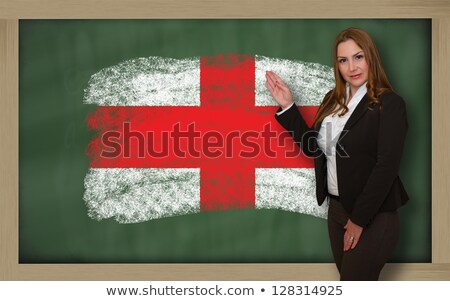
265;71;295;109
350;92;408;227
266;71;318;157
274;104;317;157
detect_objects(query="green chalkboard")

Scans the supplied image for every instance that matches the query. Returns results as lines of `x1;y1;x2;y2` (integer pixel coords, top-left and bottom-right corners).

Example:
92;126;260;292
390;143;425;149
19;19;431;263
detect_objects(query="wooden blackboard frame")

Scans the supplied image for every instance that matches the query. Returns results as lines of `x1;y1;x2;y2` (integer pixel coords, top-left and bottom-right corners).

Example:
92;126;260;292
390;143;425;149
1;0;449;280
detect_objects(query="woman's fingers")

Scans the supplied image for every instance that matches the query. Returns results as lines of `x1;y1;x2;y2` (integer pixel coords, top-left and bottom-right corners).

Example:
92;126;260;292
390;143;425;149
265;72;282;99
265;72;276;91
350;234;360;250
343;219;363;251
265;74;280;99
267;71;289;89
266;70;280;82
344;231;361;251
266;71;291;92
343;232;352;251
266;71;283;87
265;71;294;108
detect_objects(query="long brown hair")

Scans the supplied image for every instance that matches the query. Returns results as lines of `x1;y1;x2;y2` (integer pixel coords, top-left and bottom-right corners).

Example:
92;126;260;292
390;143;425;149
313;28;393;128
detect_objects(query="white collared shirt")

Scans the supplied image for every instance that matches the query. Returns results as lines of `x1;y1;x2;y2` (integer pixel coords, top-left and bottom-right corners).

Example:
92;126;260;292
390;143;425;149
316;82;368;196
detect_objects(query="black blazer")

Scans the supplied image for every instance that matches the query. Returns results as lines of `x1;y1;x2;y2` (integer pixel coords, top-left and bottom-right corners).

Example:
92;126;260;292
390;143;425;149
275;91;409;228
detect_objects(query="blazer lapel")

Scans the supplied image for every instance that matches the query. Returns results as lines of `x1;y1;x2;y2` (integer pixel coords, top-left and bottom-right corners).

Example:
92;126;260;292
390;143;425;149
342;93;370;131
314;93;370;133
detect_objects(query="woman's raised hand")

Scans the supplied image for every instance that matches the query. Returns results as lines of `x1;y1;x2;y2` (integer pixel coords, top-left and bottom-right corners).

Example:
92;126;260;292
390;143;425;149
265;71;294;109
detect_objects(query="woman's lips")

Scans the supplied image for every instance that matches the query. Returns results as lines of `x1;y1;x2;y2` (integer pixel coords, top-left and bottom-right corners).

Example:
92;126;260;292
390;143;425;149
350;74;361;79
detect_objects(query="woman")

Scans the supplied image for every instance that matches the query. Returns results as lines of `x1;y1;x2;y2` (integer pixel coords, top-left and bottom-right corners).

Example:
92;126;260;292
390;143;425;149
266;28;409;280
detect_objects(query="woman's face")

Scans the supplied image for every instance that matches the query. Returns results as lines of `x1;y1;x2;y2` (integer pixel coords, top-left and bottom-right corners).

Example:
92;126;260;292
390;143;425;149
337;39;369;96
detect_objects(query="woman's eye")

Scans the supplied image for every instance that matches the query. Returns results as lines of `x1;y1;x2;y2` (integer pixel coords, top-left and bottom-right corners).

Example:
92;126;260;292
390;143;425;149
355;54;364;60
338;58;346;63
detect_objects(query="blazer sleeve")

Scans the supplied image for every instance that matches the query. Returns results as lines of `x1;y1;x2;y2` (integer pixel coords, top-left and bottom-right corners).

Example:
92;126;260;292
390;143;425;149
274;104;319;157
350;93;408;227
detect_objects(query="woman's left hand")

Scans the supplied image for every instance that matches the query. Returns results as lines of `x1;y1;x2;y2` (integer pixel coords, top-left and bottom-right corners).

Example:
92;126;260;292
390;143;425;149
343;219;363;251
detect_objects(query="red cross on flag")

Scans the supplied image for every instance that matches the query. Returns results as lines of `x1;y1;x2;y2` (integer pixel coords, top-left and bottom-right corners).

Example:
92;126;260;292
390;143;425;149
84;53;334;223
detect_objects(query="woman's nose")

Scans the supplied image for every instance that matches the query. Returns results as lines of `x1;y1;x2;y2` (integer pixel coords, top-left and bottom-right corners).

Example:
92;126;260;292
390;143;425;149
348;60;356;72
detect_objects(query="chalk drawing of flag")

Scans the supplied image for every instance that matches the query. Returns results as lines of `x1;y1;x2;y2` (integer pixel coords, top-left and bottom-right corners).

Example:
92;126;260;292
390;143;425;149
83;54;334;224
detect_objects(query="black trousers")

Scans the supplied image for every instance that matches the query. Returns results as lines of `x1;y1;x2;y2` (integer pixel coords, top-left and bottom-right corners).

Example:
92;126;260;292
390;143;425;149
327;197;400;281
